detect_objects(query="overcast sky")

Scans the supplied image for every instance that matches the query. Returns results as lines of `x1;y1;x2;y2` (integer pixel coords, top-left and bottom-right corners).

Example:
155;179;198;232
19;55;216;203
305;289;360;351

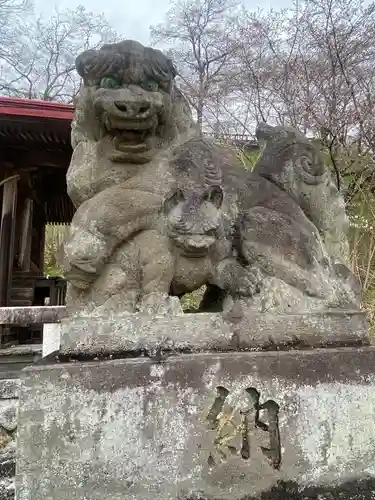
34;0;293;45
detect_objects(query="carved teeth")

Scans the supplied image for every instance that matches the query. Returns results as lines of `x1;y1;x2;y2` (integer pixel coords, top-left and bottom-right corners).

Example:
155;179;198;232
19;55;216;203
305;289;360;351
116;130;149;144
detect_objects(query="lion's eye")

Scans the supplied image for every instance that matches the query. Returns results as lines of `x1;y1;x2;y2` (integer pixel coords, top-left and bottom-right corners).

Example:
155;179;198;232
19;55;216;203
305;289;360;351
142;80;158;92
100;76;121;89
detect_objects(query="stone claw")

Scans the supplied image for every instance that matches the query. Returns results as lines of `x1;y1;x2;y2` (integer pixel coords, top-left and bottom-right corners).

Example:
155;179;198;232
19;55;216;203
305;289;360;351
236;266;262;297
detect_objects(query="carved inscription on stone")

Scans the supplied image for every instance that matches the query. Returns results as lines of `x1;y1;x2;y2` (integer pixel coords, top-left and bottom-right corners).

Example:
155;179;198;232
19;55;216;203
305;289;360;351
205;386;281;470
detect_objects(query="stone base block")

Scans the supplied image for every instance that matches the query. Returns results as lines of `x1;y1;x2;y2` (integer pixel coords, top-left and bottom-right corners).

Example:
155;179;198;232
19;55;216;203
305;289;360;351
60;310;369;356
16;347;375;499
0;379;20;500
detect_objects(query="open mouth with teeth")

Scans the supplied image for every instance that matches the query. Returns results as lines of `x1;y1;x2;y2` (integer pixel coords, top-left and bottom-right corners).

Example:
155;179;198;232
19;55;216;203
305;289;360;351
103;116;156;153
111;129;153;152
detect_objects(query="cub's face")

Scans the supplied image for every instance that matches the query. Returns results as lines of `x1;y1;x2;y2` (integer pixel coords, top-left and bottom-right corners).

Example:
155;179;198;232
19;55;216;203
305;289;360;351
165;186;223;257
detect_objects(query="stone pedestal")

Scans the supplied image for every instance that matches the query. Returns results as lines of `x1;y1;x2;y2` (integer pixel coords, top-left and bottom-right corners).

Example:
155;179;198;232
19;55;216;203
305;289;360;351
0;379;19;500
59;310;369;355
15;312;375;499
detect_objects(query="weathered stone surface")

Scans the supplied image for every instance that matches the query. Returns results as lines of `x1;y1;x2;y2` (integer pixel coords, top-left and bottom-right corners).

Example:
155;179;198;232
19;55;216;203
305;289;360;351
62;39;198;316
0;380;20;500
0;478;14;500
61;39;360;320
0;447;15;479
0;348;41;380
59;310;369;357
0;381;19;401
0;403;17;433
0;306;66;325
16;347;375;499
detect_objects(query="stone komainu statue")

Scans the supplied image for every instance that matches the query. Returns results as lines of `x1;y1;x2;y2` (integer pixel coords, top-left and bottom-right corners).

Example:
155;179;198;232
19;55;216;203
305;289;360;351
61;39;360;316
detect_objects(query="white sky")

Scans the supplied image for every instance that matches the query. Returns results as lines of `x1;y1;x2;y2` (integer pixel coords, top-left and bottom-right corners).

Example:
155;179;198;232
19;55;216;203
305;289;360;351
34;0;294;45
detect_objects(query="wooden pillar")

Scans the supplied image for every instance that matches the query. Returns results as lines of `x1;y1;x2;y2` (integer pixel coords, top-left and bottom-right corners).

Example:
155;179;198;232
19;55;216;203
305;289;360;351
30;208;45;275
18;198;33;271
0;175;19;306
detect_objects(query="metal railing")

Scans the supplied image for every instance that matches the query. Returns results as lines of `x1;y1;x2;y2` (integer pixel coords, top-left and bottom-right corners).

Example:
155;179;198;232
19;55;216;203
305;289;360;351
205;132;259;146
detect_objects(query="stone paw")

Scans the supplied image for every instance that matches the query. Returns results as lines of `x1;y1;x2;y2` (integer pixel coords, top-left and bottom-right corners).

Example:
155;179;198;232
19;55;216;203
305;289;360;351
137;293;183;316
65;265;97;290
63;228;110;280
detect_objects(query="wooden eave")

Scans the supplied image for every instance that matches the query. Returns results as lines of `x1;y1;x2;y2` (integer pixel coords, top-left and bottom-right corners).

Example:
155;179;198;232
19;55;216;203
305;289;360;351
0;97;75;224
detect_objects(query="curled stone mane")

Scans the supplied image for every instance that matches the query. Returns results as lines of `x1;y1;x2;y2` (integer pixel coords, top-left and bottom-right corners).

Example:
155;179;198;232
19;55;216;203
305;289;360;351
171;137;224;192
252;122;350;266
254;122;326;187
75;40;177;86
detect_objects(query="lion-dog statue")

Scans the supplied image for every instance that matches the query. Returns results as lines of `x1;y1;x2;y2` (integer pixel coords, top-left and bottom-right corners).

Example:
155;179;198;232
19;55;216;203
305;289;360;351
61;39;360;316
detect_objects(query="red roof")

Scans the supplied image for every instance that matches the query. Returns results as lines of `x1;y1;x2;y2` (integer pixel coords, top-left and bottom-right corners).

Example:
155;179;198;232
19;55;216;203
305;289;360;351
0;97;75;224
0;97;74;120
0;97;74;148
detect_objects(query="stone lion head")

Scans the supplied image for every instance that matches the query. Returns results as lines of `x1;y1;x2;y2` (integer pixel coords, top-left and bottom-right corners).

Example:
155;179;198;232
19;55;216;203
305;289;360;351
71;40;195;163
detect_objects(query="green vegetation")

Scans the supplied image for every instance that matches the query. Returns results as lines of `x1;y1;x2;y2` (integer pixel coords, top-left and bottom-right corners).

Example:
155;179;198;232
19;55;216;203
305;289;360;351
44;225;66;277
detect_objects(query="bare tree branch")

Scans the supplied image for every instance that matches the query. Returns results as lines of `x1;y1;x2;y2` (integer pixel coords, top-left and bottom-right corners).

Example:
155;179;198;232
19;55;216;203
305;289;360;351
0;3;120;102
